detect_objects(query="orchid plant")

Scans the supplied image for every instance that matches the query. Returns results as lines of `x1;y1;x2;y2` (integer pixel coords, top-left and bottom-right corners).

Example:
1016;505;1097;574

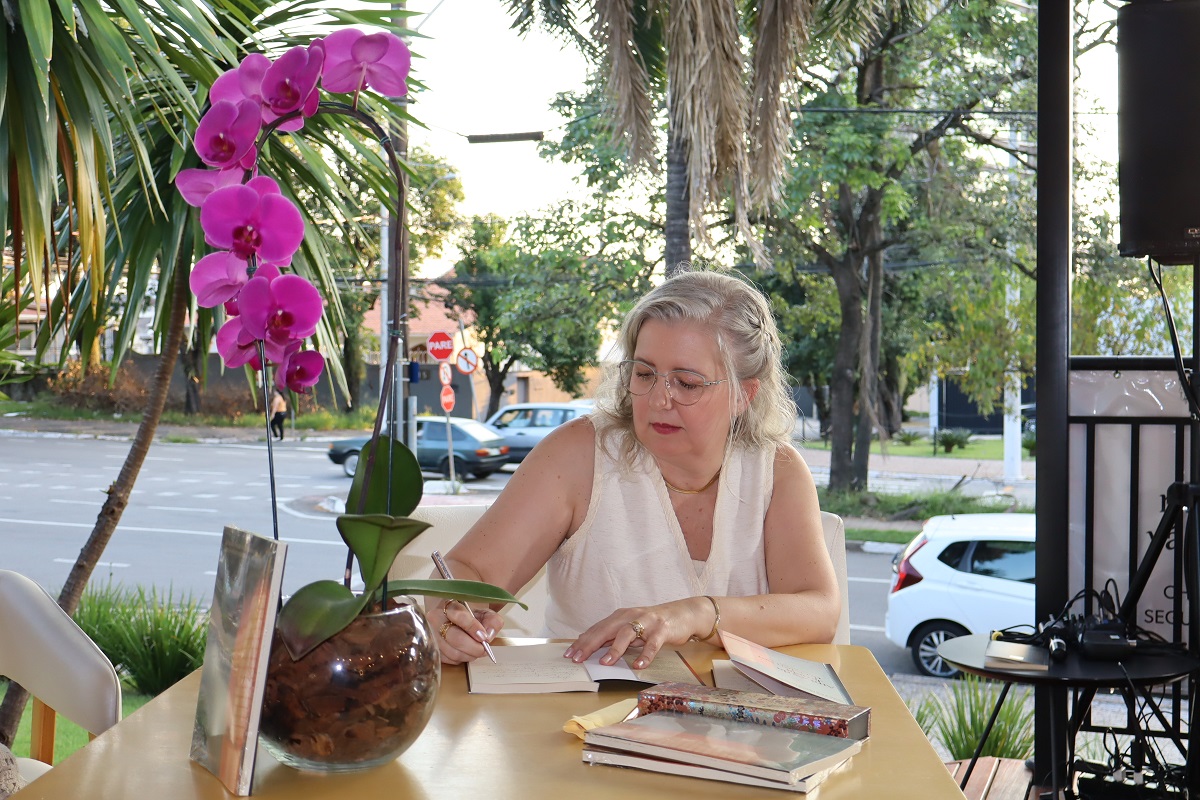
178;29;521;660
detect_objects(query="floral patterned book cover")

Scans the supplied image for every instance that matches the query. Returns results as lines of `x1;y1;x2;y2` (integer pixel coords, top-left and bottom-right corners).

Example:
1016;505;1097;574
189;526;288;796
636;680;870;739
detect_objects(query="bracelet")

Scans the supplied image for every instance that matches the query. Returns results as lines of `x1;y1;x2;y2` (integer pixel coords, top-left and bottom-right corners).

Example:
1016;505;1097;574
690;595;721;642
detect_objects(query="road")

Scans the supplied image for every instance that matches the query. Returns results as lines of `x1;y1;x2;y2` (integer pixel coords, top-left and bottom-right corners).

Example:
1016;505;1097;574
0;433;918;676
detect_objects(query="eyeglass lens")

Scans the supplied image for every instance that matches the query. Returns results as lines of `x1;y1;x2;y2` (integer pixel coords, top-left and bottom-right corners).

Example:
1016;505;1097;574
621;361;709;405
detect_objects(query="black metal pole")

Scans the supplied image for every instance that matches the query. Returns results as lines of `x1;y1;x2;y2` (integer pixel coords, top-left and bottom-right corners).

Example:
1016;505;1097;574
1035;0;1073;788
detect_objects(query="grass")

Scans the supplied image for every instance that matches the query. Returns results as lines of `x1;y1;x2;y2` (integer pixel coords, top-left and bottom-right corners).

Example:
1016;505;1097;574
798;435;1012;461
1;681;151;764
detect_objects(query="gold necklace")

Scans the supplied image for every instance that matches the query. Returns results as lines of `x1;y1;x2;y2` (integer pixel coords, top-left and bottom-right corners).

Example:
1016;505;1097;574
662;469;721;495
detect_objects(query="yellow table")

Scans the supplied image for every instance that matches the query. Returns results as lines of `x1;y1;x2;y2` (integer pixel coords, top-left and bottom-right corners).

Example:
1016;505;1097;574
15;643;963;799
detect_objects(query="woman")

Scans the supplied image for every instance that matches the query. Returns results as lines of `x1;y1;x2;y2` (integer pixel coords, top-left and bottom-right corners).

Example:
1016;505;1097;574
430;270;838;668
269;390;287;441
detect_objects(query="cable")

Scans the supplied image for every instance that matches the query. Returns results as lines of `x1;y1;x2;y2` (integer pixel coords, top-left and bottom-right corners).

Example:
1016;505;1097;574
1147;257;1200;418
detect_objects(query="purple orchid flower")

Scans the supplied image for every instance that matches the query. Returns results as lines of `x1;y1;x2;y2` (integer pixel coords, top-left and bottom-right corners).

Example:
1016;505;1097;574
237;273;325;362
263;44;325;124
321;28;411;98
190;252;250;308
175;167;244;208
200;177;304;264
194;99;262;170
276;346;326;393
216;316;263;370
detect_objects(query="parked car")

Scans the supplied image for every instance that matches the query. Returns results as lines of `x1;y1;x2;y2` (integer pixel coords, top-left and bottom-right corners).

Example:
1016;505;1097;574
885;513;1036;678
327;417;509;480
484;401;594;463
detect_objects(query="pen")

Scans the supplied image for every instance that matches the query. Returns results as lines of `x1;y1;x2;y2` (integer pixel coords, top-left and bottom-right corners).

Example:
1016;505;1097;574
431;550;497;663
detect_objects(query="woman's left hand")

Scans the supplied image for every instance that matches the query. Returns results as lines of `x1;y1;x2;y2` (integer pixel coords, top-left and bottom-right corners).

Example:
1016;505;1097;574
563;597;711;669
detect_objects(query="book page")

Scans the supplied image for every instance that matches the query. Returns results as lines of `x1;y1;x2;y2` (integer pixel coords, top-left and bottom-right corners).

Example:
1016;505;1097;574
468;643;594;690
585;649;700;685
720;631;853;705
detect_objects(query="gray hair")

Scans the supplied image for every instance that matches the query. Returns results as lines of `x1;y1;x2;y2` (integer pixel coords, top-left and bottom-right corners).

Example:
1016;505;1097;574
593;270;796;460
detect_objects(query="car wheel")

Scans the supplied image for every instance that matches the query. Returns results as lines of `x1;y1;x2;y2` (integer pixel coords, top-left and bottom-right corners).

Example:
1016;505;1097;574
342;451;359;478
440;456;467;480
472;470;494;480
910;621;968;678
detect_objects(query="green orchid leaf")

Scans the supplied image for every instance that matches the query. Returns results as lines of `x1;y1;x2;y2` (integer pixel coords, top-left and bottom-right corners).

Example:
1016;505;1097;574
347;437;423;516
384;579;528;609
276;580;368;660
337;514;431;597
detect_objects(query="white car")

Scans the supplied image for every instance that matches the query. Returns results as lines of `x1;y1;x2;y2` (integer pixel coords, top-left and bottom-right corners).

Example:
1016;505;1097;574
885;513;1036;678
485;401;593;463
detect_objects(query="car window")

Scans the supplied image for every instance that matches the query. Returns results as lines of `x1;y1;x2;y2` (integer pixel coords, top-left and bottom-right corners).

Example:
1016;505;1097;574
532;409;562;427
936;541;970;569
418;421;445;440
968;540;1035;584
496;409;533;428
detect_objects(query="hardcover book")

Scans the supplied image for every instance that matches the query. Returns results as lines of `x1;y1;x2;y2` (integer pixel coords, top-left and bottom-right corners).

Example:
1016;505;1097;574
719;631;855;705
582;744;852;793
584;710;862;784
466;642;701;693
983;639;1050;672
189;526;288;796
637;680;870;740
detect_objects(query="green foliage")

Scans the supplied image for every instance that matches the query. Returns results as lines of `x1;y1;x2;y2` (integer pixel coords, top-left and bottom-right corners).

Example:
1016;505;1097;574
2;681;150;762
432;207;656;415
914;676;1034;761
74;584;208;697
934;428;973;453
1022;429;1036;457
894;429;926;447
815;489;1029;520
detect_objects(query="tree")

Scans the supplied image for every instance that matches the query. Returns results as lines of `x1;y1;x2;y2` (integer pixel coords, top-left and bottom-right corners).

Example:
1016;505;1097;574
505;0;844;273
760;1;1037;491
431;206;656;416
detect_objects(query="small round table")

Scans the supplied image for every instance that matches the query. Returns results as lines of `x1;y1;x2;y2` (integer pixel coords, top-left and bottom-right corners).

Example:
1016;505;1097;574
938;634;1200;797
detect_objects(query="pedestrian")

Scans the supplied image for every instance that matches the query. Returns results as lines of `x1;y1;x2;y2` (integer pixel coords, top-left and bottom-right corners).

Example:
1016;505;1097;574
428;269;837;668
270;390;287;441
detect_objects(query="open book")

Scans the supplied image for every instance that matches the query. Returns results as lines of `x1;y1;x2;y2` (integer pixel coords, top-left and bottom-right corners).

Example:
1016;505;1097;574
584;710;862;785
466;642;702;693
719;631;854;705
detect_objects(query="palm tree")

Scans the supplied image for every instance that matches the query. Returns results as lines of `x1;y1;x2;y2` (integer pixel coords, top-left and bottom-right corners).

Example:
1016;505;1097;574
503;0;895;274
0;0;415;743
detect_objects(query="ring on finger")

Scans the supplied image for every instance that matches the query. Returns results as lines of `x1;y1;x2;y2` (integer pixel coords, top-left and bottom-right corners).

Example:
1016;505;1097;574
439;620;453;639
629;620;646;639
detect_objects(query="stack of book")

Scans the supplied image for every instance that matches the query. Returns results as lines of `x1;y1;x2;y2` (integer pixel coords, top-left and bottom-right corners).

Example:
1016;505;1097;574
582;680;871;792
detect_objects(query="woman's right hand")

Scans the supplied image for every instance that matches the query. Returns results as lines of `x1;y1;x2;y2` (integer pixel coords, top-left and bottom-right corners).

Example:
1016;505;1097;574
429;599;504;665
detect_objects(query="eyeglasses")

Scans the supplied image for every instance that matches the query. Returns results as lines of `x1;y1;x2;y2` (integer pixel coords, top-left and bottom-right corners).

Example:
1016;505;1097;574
619;360;727;406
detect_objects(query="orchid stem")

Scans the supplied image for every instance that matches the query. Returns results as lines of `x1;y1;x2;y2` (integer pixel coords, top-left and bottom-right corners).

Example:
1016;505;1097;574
260;342;281;542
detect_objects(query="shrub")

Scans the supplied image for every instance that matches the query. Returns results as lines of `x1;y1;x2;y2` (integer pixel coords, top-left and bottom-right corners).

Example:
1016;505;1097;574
934;428;973;453
46;361;148;414
1022;429;1036;457
75;584;208;696
914;675;1034;760
894;429;926;446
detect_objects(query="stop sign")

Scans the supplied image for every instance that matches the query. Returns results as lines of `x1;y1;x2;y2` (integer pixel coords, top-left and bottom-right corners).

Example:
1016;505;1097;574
439;385;455;413
427;331;454;362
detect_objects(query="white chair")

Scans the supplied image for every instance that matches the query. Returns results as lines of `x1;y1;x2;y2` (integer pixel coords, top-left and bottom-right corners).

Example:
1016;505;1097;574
391;504;549;636
0;571;122;782
821;511;852;645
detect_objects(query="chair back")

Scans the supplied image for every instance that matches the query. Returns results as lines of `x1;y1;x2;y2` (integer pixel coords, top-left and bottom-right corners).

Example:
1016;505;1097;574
820;512;852;645
0;571;121;778
392;504;549;636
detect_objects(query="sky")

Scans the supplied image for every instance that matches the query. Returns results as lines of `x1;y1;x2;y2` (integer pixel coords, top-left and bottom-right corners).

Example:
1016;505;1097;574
406;2;591;244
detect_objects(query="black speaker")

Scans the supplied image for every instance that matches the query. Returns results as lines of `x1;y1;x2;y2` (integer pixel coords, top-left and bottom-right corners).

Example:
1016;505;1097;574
1118;0;1200;264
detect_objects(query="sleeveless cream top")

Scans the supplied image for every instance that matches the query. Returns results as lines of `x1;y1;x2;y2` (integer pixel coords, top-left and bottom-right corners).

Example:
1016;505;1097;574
543;432;774;637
